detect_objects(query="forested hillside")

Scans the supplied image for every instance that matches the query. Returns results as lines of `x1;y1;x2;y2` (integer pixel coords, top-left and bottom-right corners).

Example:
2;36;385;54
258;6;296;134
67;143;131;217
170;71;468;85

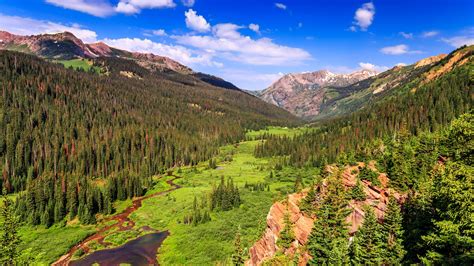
251;45;473;264
0;50;298;226
255;45;473;167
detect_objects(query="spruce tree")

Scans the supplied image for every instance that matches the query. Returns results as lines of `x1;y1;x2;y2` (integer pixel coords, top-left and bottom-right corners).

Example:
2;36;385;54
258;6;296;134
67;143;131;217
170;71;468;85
381;196;405;265
232;226;245;265
351;179;366;201
278;208;294;250
350;206;383;265
0;193;21;265
308;171;351;265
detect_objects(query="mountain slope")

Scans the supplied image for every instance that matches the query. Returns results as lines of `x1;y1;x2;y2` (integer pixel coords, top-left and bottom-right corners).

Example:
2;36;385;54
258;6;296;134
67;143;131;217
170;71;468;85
258;69;377;118
255;45;473;165
0;30;241;90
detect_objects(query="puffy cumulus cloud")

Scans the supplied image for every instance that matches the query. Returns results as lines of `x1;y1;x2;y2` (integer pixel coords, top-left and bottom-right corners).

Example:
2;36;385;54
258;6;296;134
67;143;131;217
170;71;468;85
0;13;97;42
45;0;115;17
249;23;260;34
101;37;219;66
359;62;388;72
115;0;176;15
185;9;211;32
442;35;474;47
422;31;439;38
275;3;287;10
213;23;243;39
380;44;421;55
351;2;375;31
173;23;311;66
152;29;167;36
399;32;413;39
181;0;195;7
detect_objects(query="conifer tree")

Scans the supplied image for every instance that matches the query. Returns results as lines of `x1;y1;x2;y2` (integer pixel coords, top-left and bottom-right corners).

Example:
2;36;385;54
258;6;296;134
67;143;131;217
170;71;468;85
232;226;245;265
351;179;366;201
350;206;383;265
308;171;351;265
381;196;405;265
278;208;294;250
0;192;21;265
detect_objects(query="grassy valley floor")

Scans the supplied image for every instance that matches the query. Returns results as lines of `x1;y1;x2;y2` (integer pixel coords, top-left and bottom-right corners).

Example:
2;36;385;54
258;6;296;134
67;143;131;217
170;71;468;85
17;127;316;264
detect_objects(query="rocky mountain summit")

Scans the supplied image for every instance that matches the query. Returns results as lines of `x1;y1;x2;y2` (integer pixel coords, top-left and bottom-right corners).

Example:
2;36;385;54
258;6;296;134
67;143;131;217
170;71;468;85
258;69;377;118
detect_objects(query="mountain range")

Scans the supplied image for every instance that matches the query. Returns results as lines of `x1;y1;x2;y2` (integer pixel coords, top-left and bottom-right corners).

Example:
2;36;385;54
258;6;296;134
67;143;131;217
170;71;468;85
1;30;472;123
255;69;377;118
0;30;240;91
254;48;471;121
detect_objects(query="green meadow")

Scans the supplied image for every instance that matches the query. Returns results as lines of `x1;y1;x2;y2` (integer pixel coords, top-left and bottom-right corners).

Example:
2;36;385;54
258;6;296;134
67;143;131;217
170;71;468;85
56;59;101;73
14;126;318;264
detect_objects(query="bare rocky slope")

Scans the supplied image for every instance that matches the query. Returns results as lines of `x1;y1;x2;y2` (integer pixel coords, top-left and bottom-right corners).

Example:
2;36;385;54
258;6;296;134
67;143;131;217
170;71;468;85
257;69;377;119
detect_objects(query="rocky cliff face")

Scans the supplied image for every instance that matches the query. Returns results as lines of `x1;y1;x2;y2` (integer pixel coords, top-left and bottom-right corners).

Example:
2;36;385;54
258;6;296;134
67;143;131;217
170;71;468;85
259;69;377;119
246;163;405;265
246;191;314;266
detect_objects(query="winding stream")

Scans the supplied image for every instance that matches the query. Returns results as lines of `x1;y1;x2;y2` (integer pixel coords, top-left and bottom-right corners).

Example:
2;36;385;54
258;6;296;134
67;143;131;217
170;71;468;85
53;175;182;266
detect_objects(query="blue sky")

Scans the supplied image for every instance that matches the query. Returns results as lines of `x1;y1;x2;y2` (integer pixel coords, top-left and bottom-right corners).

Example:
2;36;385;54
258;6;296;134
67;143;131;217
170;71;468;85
0;0;473;90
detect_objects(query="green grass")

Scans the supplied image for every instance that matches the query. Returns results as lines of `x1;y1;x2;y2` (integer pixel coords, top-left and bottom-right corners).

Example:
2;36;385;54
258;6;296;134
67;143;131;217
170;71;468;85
16;127;316;264
56;59;101;73
246;126;311;139
128;138;318;264
18;223;95;264
4;43;31;53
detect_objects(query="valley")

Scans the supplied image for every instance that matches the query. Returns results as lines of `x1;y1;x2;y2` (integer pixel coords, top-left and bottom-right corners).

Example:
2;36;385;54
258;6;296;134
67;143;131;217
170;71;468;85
13;127;316;265
0;13;472;264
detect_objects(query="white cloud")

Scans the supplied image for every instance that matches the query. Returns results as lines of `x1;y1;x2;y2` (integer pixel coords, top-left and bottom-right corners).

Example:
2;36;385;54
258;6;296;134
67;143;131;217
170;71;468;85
185;9;210;32
442;35;474;47
359;62;388;72
115;0;176;14
173;23;311;66
422;31;439;38
249;23;260;34
275;3;287;10
399;32;413;39
181;0;195;7
0;13;97;42
152;29;167;36
45;0;115;17
102;37;219;66
219;69;284;90
352;2;375;31
380;44;421;55
298;22;303;28
115;2;140;14
396;63;407;67
213;23;243;39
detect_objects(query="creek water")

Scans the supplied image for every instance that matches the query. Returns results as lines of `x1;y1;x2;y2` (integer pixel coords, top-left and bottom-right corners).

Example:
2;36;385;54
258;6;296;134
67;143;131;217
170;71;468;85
70;231;169;266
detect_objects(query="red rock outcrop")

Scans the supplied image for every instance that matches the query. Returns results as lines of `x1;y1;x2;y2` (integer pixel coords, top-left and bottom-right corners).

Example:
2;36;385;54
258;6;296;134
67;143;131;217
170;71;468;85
247;163;406;265
246;191;314;266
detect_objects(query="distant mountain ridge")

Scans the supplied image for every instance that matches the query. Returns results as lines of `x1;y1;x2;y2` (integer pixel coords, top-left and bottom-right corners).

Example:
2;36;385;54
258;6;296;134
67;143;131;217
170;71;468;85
258;69;377;118
256;46;472;120
0;30;240;90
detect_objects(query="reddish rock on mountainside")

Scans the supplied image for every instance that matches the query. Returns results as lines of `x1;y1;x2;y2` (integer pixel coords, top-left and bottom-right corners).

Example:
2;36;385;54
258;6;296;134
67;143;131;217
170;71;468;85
246;191;314;266
247;163;405;265
258;69;377;118
0;31;192;74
